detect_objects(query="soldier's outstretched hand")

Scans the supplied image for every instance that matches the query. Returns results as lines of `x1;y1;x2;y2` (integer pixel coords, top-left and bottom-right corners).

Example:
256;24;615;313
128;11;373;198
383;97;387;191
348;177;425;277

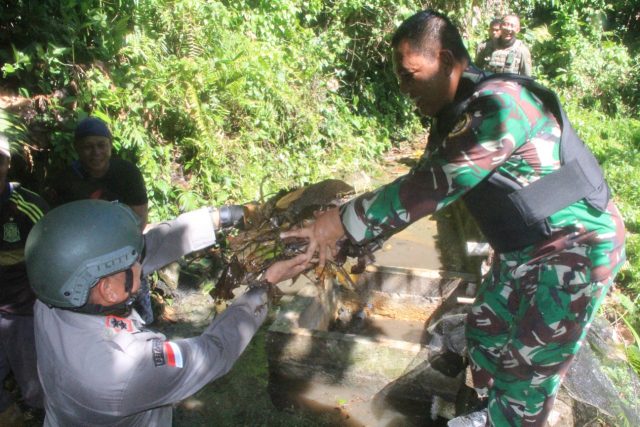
280;207;345;268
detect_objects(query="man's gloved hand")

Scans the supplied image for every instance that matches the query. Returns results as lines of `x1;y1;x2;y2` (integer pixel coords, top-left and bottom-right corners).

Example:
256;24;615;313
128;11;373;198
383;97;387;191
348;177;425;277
218;205;245;229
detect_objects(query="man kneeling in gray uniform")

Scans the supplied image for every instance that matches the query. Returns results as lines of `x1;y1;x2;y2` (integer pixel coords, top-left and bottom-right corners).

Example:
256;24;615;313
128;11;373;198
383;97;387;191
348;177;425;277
24;199;307;426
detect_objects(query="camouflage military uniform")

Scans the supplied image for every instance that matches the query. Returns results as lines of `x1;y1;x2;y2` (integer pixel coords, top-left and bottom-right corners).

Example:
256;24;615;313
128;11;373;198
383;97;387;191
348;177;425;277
481;39;532;76
475;39;496;70
339;66;625;425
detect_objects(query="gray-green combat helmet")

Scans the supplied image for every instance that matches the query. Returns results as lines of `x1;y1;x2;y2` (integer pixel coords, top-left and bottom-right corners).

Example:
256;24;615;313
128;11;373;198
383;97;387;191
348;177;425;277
25;200;143;308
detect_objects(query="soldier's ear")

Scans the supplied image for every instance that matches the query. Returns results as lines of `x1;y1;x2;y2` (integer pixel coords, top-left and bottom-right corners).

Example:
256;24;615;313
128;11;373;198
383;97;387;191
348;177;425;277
93;277;120;304
439;49;455;76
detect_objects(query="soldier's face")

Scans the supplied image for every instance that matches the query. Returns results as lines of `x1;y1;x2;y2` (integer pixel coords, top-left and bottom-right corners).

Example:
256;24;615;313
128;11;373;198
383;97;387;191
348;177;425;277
500;17;520;41
394;39;454;117
490;24;501;40
75;135;112;178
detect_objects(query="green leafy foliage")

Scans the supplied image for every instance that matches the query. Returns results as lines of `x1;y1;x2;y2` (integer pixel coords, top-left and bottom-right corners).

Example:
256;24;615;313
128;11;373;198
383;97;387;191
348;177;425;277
627;345;640;374
523;2;639;115
0;0;135;91
4;1;455;219
1;0;639;375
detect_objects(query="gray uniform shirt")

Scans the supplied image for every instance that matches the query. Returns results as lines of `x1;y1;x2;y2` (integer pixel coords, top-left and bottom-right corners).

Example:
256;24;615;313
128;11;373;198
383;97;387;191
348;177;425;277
34;208;268;426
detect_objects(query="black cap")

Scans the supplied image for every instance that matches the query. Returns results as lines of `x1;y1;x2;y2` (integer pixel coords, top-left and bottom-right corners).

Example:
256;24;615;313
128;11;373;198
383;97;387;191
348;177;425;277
75;117;112;141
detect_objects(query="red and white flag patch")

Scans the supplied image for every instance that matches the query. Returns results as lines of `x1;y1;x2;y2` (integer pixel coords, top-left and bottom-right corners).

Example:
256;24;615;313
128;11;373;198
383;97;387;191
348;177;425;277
163;341;183;368
152;339;184;368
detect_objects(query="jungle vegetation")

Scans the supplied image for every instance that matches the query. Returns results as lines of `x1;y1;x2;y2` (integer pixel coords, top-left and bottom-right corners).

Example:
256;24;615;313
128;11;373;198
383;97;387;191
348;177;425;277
1;0;639;373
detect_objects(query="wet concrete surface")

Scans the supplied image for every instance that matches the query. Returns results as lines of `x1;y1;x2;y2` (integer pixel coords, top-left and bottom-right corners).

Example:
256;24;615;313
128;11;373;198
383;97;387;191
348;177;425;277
264;214;470;427
268;375;450;427
331;315;428;344
374;216;442;272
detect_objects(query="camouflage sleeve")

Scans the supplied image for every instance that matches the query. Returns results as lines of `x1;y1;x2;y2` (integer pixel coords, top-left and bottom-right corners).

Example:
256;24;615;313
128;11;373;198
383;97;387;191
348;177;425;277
341;86;539;244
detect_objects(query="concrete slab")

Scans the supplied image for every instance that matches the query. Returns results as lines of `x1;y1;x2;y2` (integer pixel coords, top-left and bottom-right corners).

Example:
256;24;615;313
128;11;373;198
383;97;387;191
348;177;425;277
267;269;467;426
373;216;443;271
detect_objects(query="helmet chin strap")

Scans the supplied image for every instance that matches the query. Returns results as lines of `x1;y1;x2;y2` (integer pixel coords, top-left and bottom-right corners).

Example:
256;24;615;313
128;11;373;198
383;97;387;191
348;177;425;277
124;267;134;293
74;267;139;316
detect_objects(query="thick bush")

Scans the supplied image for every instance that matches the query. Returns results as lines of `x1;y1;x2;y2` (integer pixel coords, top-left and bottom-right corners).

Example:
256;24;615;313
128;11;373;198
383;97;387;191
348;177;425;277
2;2;639;338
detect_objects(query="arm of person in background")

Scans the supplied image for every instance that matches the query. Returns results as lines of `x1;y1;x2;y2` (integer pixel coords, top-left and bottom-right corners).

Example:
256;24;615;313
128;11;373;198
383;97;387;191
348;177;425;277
284;85;542;266
42;169;71;207
125;167;148;229
475;41;488;69
114;158;149;230
129;203;148;229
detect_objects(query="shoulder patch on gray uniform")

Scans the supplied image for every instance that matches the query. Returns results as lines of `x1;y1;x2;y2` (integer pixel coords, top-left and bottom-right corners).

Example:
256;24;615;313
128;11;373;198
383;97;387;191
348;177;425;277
105;315;133;332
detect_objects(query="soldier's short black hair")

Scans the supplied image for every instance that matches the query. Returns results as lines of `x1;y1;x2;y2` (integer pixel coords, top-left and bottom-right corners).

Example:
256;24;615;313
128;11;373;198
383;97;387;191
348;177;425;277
391;9;471;63
490;18;501;26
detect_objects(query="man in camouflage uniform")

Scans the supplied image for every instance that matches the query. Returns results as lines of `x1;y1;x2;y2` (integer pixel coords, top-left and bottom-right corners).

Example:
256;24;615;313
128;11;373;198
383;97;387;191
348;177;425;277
283;10;626;427
475;18;501;68
477;14;532;76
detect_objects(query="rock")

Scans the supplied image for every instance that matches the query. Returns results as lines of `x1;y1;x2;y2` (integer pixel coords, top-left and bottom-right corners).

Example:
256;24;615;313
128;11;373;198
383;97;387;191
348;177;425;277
157;262;181;290
347;170;373;194
561;317;640;426
431;395;456;420
428;313;468;355
549;388;576;426
447;409;486;427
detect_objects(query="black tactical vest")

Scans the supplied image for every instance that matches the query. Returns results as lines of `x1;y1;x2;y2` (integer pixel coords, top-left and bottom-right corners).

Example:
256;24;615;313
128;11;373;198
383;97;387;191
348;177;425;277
446;74;610;253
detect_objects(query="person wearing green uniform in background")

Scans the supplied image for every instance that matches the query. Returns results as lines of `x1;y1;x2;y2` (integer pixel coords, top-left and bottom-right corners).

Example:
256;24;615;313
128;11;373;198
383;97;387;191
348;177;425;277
283;9;625;426
477;15;532;76
475;18;501;68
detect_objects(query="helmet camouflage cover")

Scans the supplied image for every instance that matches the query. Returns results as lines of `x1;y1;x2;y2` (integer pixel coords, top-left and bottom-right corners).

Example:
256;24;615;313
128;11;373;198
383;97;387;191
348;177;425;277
25;200;143;308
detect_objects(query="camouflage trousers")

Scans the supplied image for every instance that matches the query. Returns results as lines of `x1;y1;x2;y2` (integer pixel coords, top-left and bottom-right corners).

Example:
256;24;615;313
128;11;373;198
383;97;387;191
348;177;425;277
466;247;613;427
